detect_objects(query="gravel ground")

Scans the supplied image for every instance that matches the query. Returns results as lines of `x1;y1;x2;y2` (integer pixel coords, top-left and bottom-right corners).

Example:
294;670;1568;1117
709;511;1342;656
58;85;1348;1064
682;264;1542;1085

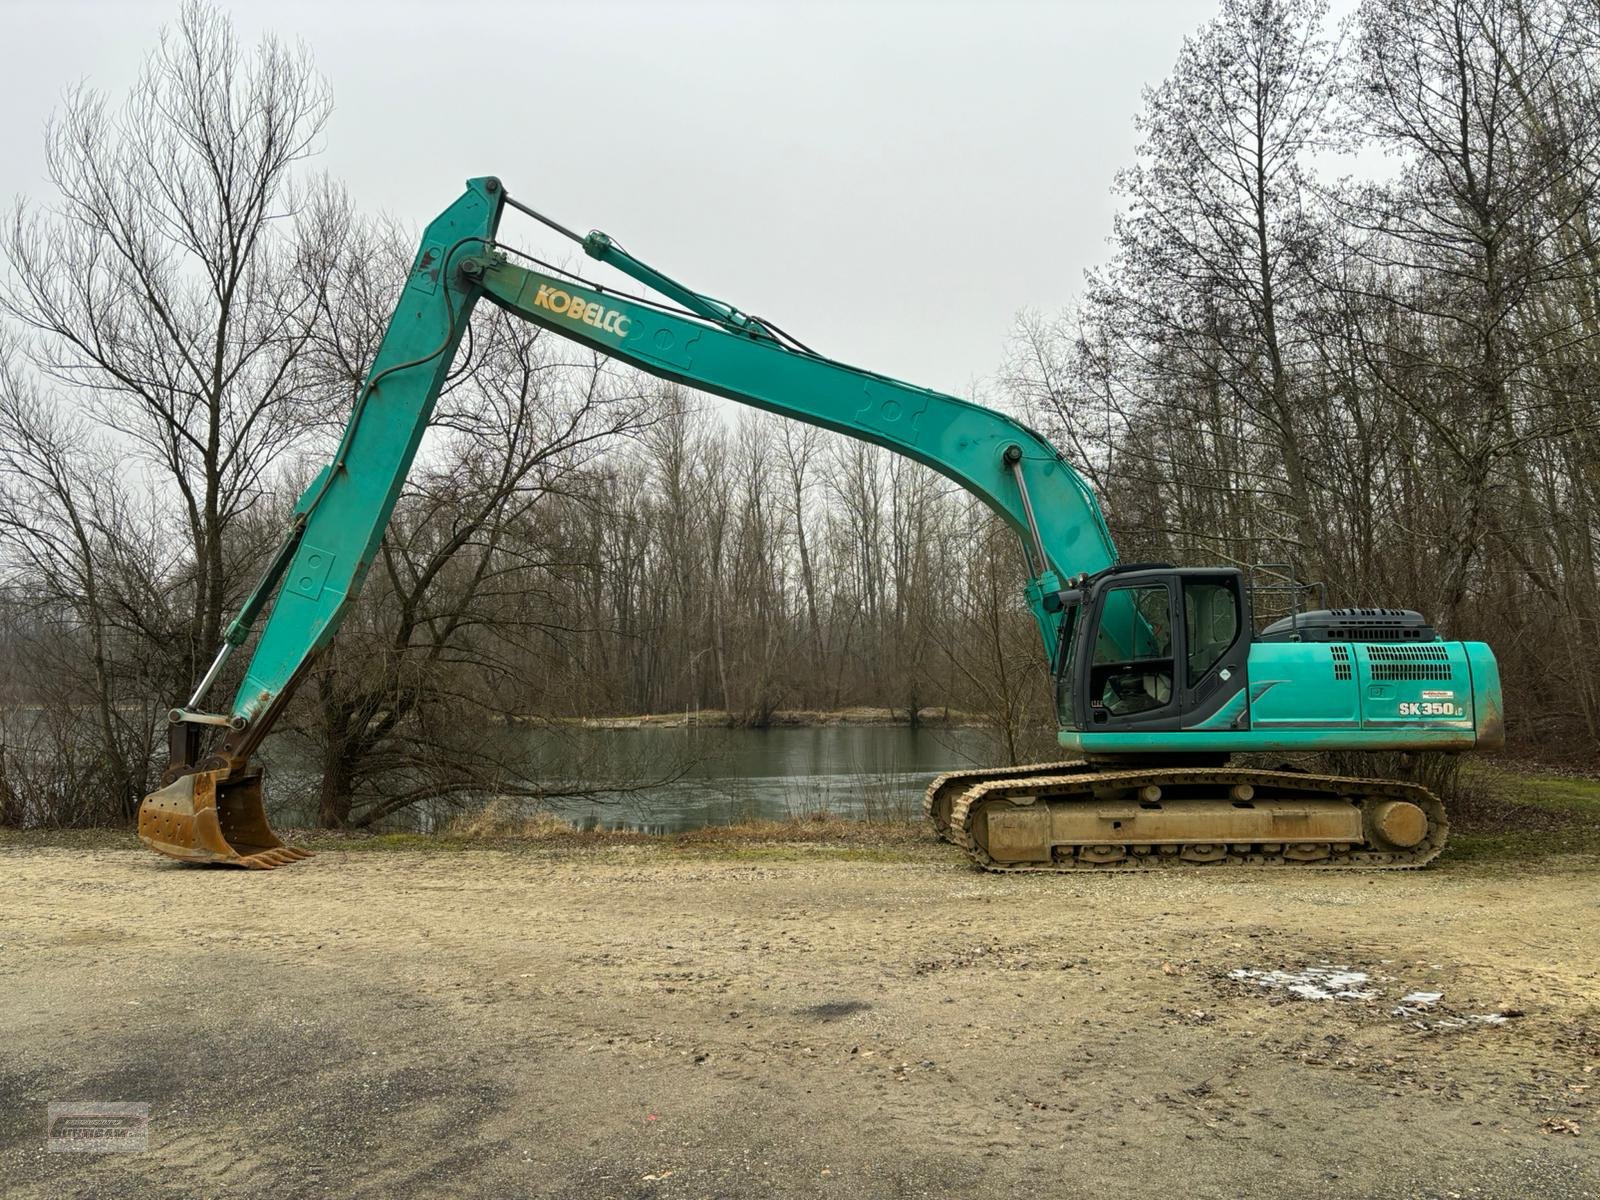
1;836;1598;1198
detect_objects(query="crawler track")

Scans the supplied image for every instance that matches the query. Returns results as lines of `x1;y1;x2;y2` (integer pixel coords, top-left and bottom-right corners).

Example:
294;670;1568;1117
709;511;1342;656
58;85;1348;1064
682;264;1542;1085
923;761;1086;842
935;766;1446;871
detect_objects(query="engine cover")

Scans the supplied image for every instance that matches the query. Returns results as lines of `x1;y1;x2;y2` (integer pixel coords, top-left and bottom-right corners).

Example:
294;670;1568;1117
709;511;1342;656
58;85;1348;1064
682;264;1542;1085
1257;607;1436;643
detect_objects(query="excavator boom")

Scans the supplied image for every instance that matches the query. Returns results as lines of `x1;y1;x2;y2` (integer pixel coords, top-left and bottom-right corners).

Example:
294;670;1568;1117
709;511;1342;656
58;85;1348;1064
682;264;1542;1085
471;253;1118;640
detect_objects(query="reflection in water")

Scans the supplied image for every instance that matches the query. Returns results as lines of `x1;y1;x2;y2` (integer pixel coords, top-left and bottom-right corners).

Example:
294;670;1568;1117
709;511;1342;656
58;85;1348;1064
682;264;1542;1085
265;724;1001;834
539;724;998;832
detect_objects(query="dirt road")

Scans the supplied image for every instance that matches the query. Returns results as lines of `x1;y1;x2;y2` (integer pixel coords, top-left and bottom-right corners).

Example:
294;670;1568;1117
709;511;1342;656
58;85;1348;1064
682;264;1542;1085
2;836;1598;1198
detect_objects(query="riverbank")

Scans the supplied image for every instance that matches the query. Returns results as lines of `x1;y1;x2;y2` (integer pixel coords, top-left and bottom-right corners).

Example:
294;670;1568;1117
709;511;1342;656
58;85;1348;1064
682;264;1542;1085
8;756;1595;863
540;706;989;730
3;832;1598;1199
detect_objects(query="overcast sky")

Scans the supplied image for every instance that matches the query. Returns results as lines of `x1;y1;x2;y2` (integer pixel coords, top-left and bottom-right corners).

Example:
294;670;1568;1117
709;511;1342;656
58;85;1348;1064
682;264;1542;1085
3;0;1280;398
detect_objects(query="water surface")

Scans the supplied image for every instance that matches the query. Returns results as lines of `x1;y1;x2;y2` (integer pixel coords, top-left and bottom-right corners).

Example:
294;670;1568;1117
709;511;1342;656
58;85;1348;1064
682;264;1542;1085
535;723;996;832
269;723;999;833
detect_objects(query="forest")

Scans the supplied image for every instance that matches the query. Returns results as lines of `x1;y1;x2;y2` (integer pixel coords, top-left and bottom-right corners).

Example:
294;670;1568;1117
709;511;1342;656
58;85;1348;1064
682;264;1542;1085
1;0;1596;828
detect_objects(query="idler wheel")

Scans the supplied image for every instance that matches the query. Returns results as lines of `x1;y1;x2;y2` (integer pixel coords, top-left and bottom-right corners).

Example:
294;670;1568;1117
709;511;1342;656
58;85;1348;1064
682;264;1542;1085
1369;799;1428;849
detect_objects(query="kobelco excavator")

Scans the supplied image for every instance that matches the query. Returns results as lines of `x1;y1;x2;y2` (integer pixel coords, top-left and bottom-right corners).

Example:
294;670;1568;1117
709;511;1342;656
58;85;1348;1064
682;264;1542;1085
137;177;1503;871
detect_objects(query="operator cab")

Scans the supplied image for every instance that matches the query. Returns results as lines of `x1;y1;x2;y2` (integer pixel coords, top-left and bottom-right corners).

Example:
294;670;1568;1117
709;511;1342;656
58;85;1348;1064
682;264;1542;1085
1052;565;1249;734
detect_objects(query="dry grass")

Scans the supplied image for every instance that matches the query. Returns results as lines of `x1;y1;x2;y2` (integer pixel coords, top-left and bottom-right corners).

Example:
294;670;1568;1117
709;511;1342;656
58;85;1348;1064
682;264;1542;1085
440;800;579;840
277;805;946;862
672;816;931;847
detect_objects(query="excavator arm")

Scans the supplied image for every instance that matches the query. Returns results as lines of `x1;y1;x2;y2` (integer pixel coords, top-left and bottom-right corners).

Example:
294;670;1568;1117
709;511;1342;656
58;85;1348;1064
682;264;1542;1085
137;176;1117;866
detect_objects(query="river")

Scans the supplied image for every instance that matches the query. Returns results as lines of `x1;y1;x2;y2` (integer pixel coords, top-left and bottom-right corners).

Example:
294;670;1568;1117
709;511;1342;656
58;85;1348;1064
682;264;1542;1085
266;723;1002;834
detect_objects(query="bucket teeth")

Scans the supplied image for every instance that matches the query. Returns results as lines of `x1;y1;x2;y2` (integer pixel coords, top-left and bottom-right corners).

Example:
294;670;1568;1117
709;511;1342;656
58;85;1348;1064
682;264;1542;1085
237;847;314;869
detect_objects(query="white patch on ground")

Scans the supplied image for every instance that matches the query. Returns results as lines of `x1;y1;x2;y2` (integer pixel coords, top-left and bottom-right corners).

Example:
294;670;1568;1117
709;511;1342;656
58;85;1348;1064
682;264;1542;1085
1392;991;1447;1015
1404;1012;1511;1030
1231;968;1518;1031
1228;965;1379;1001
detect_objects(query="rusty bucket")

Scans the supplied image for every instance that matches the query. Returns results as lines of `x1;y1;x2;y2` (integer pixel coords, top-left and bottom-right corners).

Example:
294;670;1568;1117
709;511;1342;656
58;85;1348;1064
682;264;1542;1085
137;768;311;869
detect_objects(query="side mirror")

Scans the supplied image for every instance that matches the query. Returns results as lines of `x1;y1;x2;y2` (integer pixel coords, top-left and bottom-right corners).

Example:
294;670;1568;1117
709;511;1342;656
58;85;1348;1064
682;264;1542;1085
1044;588;1083;614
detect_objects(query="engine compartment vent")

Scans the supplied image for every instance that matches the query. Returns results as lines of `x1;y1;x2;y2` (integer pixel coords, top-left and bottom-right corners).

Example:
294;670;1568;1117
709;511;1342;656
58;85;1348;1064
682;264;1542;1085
1330;644;1352;681
1362;643;1453;681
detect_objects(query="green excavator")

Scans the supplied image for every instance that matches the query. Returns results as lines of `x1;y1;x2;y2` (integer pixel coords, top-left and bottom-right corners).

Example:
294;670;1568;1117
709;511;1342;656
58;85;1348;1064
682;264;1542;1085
137;177;1503;871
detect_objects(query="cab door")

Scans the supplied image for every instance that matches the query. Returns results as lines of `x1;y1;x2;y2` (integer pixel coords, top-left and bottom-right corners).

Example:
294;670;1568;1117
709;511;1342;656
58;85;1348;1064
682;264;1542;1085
1177;573;1249;727
1084;577;1180;732
1053;598;1085;730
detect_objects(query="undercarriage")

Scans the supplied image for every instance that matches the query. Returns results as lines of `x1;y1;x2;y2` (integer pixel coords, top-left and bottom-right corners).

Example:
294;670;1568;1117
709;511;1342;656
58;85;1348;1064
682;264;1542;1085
924;762;1446;870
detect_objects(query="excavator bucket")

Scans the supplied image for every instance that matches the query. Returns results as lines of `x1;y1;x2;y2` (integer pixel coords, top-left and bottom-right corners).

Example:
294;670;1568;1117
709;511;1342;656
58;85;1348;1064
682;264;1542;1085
137;768;311;869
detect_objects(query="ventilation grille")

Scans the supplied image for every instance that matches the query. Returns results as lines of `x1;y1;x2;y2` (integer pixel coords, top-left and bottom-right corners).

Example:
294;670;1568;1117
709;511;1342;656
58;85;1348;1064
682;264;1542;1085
1331;645;1352;681
1363;643;1453;682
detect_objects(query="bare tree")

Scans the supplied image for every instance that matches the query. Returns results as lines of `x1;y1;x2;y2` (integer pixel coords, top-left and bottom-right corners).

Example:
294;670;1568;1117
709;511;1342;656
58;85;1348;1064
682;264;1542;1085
1088;0;1343;575
0;0;332;675
0;345;181;821
1343;0;1600;627
292;303;660;827
779;421;828;688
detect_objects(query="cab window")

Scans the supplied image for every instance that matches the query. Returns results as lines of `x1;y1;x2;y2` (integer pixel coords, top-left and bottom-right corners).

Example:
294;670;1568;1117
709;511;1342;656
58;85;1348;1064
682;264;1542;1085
1091;584;1173;717
1183;580;1240;685
1053;602;1081;725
